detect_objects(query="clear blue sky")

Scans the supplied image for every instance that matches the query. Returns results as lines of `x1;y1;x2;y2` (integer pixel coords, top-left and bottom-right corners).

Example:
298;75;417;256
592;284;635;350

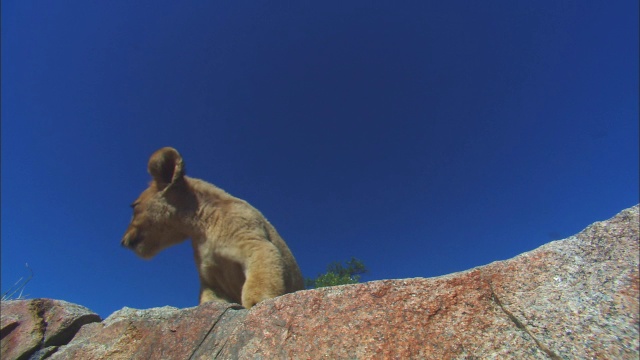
2;1;638;318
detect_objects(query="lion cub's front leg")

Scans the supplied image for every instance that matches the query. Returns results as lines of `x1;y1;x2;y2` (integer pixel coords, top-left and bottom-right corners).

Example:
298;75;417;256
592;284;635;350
240;240;287;308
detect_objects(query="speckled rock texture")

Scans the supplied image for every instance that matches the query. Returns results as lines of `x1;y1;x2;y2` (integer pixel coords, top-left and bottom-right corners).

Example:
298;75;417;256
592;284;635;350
1;299;101;360
3;205;638;359
48;303;245;360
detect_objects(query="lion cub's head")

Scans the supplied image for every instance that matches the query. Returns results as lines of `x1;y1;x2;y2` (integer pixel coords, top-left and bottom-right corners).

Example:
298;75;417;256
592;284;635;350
121;147;191;259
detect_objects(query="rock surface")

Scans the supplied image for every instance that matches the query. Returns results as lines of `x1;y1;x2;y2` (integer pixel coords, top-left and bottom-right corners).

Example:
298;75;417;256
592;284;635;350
1;299;101;360
2;205;638;359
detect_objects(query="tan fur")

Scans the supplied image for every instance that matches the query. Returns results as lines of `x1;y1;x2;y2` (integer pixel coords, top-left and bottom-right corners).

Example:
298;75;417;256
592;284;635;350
121;147;305;308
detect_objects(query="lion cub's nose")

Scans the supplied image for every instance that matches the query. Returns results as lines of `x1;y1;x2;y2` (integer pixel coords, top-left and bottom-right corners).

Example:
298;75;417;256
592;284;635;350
121;231;140;249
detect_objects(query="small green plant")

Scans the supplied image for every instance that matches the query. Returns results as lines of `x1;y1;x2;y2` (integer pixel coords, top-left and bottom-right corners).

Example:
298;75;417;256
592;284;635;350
1;263;33;301
306;257;368;288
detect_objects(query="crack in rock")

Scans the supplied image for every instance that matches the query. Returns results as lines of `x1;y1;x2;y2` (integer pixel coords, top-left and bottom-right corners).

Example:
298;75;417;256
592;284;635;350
489;285;562;360
214;336;232;359
188;305;241;360
26;300;50;359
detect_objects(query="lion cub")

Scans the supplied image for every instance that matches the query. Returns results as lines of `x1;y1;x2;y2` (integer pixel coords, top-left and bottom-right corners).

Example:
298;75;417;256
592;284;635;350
121;147;304;308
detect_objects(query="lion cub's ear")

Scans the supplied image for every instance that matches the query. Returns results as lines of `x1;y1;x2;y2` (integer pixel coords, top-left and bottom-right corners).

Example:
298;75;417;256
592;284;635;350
148;147;185;187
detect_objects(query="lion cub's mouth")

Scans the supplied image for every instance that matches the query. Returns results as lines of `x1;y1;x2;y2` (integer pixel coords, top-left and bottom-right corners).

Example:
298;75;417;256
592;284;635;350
121;232;143;249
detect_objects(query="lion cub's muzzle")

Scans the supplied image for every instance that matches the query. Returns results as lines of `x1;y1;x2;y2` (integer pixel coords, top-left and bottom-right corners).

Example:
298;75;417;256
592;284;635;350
121;229;142;249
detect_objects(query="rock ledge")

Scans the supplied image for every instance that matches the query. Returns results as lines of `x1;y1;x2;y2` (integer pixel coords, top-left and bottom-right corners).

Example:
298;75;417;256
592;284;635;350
2;205;638;359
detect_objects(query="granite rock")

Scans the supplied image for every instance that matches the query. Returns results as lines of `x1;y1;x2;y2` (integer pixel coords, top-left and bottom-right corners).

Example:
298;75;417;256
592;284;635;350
1;299;101;360
3;205;638;359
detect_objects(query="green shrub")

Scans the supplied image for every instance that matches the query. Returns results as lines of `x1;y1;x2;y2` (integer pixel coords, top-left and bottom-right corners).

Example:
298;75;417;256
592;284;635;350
306;257;368;288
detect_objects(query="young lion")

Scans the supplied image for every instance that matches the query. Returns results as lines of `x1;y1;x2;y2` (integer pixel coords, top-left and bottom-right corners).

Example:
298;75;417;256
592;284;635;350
121;147;304;308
